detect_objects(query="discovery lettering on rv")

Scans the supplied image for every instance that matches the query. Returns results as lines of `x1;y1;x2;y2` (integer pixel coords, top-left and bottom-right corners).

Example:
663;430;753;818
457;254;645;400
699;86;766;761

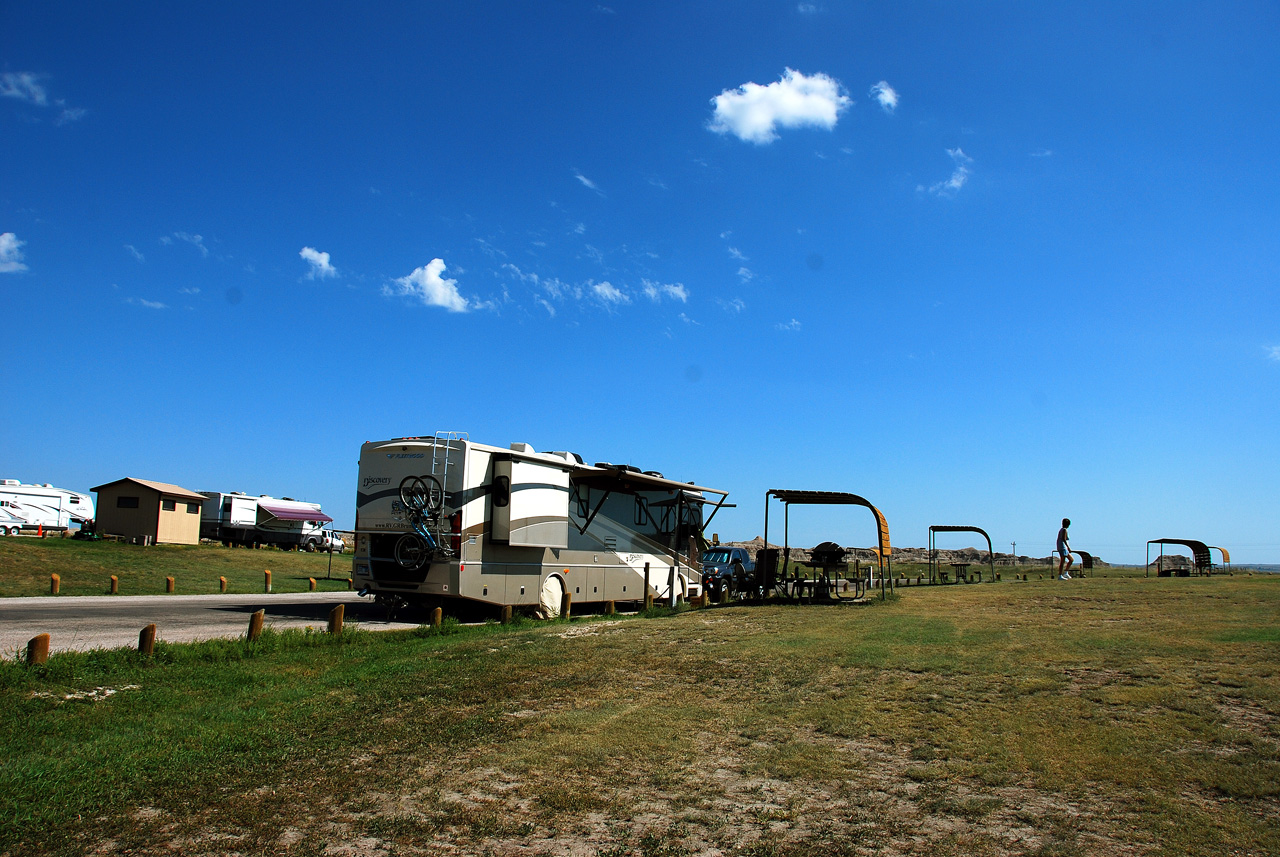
362;476;391;488
386;453;425;459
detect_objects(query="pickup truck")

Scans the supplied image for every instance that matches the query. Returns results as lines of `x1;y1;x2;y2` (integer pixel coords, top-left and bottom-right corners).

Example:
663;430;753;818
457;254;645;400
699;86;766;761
700;546;755;600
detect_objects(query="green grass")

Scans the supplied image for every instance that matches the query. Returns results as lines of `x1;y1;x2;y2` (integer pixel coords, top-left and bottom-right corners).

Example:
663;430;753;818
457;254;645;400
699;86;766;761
0;537;354;597
2;574;1278;856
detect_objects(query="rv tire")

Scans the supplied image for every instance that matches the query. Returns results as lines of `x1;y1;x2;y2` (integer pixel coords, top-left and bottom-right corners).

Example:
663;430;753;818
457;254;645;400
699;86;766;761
538;575;565;620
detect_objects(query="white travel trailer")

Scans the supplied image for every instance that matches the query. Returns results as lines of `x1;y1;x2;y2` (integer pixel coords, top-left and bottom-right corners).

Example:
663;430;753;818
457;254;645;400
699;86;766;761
199;492;334;550
352;433;730;615
0;479;95;535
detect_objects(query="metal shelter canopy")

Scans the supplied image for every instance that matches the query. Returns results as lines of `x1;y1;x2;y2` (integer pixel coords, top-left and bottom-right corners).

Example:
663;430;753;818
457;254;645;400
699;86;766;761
763;489;893;600
1071;551;1096;575
927;525;996;583
1145;538;1213;577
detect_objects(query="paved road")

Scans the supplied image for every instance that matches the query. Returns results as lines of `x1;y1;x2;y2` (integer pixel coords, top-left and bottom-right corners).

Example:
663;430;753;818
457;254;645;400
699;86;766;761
0;592;424;655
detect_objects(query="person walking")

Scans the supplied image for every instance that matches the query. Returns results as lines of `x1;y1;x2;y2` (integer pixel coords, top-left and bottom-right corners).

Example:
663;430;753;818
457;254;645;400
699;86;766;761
1056;518;1073;580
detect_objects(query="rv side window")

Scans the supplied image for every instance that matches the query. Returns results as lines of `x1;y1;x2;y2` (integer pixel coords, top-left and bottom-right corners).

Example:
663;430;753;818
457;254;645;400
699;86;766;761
574;485;589;518
117;496;140;509
634;495;649;526
162;500;176;512
186;503;200;514
69;495;80;503
493;475;511;508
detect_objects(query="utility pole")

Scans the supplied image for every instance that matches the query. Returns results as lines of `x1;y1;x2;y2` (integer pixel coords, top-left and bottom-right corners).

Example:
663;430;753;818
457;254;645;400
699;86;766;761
1011;541;1016;561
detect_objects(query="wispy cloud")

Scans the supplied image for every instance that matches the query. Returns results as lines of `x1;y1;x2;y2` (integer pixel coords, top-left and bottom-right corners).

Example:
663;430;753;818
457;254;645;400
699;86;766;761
1;72;85;124
1030;149;1054;158
126;297;167;310
0;72;48;105
718;297;746;313
1266;345;1280;362
678;313;699;325
165;231;209;257
385;258;468;312
869;80;899;113
299;246;337;280
124;244;145;263
573;170;604;195
776;318;802;331
0;233;29;273
929;148;973;196
592;281;630;305
179;287;200;295
797;3;819;13
642;280;688;303
728;247;748;261
709;68;851;145
737;266;754;283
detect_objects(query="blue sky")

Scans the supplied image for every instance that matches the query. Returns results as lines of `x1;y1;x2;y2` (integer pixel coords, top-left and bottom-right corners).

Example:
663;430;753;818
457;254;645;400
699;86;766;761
3;2;1278;564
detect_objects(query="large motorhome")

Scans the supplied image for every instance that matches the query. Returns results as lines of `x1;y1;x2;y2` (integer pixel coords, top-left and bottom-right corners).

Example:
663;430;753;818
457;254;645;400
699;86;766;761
352;433;730;615
0;479;95;535
199;492;334;550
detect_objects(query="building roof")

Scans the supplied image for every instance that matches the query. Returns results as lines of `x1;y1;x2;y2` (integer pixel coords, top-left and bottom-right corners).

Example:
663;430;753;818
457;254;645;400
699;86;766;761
91;478;206;502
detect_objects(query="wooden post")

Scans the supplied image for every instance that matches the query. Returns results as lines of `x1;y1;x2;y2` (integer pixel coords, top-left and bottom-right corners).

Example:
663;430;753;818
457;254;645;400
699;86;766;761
219;576;227;593
347;577;353;590
719;585;729;605
165;576;175;593
309;577;317;591
26;633;50;665
50;573;60;595
644;562;653;610
110;575;118;594
560;590;572;620
264;569;272;593
247;609;265;641
138;624;157;656
500;605;513;623
431;606;443;629
328;604;344;635
605;600;616;616
668;565;677;608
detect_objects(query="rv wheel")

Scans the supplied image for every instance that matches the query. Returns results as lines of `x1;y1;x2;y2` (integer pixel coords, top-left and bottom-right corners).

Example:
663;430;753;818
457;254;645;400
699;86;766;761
538;575;565;619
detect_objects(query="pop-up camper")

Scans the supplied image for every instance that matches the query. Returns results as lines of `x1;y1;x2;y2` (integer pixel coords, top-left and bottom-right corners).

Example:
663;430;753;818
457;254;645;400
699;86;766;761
352;433;730;616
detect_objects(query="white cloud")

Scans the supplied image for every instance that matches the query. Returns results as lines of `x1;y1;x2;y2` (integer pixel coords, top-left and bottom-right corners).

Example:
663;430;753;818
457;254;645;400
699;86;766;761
386;258;468;312
797;3;818;13
300;246;337;280
1030;149;1053;158
573;223;586;235
592;281;630;305
0;233;29;273
126;297;167;310
1266;345;1280;362
573;170;603;195
869;80;899;113
0;72;48;105
737;266;754;282
170;231;209;257
709;68;851;145
776;318;802;331
678;313;699;325
537;298;556;317
718;297;746;313
124;244;145;263
642;280;688;303
728;247;748;261
929;148;973;196
56;106;86;125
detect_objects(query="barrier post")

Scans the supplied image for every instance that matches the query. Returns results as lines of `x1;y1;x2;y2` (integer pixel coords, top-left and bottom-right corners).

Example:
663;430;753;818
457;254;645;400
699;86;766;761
668;566;677;608
110;575;118;594
605;600;616;616
165;576;175;593
247;609;265;641
431;606;443;629
138;624;156;656
50;573;60;595
560;590;572;620
328;604;344;635
501;605;513;623
643;562;653;610
219;576;227;593
27;633;50;665
309;577;317;592
264;569;272;593
347;578;353;590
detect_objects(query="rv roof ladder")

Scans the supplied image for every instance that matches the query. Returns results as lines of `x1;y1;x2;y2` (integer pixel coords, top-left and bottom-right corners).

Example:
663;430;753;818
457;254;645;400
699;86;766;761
430;431;468;500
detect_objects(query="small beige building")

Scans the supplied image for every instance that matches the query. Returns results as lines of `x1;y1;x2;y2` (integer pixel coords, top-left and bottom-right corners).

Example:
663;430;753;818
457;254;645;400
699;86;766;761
91;478;205;545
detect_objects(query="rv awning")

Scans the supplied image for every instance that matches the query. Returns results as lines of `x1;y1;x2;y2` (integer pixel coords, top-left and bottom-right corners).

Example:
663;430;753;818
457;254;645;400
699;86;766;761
569;464;723;498
258;502;333;523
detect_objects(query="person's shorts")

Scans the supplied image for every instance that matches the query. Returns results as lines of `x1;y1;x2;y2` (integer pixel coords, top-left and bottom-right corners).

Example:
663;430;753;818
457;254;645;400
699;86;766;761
1056;546;1070;557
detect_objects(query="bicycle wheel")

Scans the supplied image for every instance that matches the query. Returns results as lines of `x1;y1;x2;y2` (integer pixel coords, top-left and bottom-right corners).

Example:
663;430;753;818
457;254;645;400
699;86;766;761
394;533;430;570
399;475;443;513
